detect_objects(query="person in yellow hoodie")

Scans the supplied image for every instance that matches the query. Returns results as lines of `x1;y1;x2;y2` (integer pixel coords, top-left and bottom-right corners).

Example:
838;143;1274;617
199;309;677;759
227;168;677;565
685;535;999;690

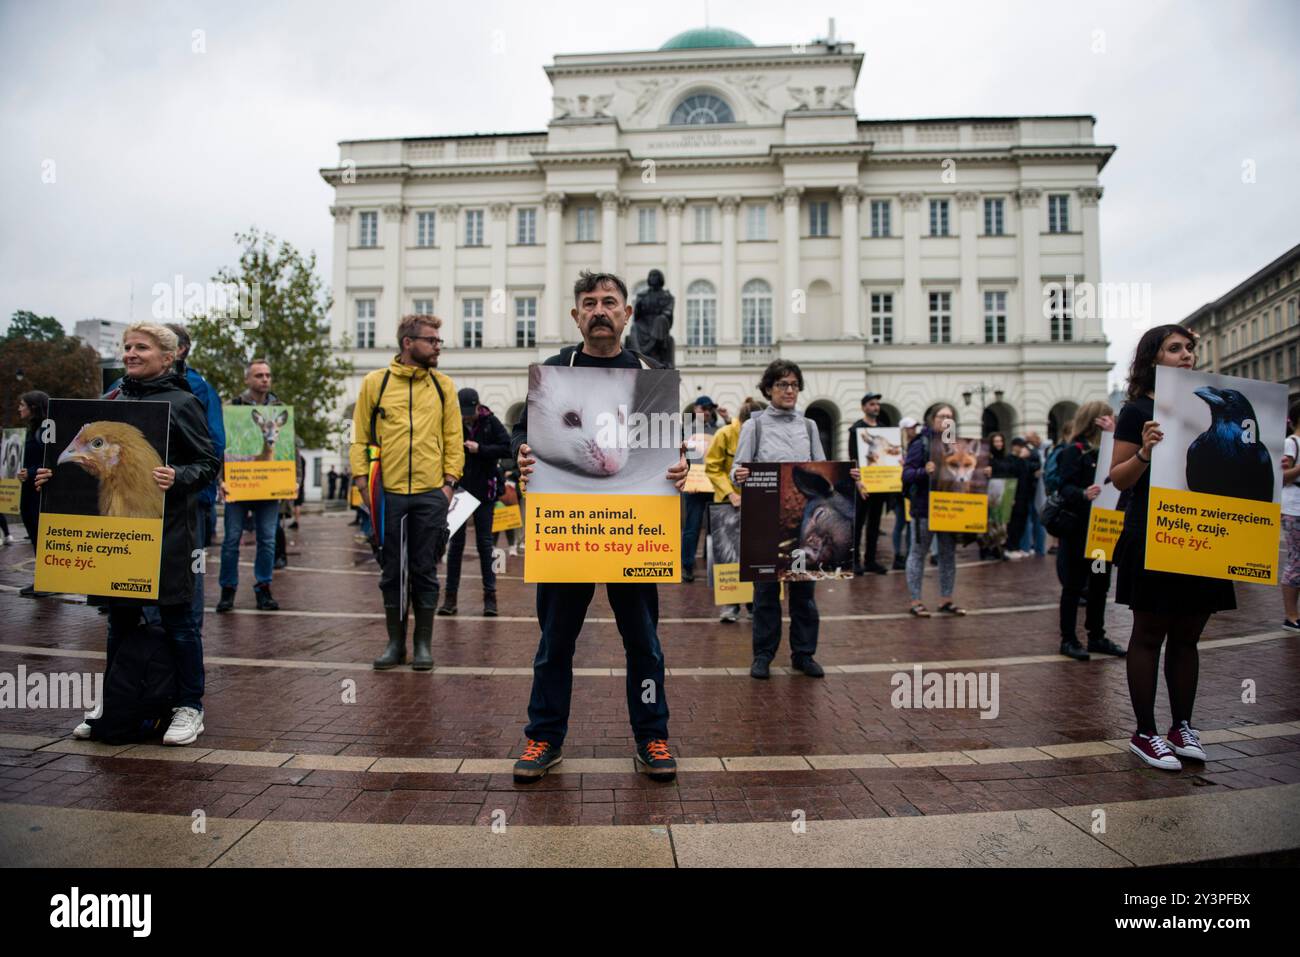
350;314;464;671
704;397;765;622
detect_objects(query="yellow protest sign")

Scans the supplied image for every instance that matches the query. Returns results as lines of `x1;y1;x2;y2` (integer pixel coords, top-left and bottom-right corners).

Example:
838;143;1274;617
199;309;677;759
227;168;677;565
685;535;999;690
1;428;23;513
712;562;753;604
1085;508;1125;562
36;515;164;599
1145;489;1279;583
856;427;903;493
683;462;713;493
349;485;362;508
223;405;297;501
524;493;679;582
492;502;522;532
929;491;988;533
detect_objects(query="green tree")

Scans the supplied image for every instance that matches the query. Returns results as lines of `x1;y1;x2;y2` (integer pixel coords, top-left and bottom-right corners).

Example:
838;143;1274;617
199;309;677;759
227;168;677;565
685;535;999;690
4;310;65;342
188;228;351;449
0;336;102;427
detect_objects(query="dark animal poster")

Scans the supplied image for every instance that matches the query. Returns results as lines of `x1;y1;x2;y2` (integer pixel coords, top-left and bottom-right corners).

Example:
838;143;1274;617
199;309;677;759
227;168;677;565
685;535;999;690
1148;365;1285;583
34;398;170;599
707;501;750;604
740;462;856;582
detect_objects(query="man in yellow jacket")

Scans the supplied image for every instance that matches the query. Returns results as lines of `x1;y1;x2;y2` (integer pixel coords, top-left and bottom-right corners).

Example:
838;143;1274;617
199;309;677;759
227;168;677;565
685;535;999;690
350;314;464;671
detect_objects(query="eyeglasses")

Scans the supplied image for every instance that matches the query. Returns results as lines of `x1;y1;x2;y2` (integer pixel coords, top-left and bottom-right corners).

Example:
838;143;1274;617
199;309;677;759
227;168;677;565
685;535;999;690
771;381;800;392
409;336;443;346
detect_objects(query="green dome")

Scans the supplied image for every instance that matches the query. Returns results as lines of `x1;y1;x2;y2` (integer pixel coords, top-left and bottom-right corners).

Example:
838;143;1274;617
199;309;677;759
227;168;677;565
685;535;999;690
660;27;755;50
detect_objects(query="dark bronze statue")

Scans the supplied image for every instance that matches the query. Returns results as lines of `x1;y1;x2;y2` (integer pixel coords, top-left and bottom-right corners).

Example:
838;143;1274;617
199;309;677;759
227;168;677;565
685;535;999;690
625;269;675;368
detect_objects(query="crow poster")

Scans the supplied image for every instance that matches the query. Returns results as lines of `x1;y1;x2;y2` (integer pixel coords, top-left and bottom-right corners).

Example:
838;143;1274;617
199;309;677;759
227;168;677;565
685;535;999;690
34;398;170;599
1147;366;1286;583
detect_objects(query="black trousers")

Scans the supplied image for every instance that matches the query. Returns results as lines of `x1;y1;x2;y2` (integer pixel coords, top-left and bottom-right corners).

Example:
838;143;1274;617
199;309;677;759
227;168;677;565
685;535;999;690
853;493;888;566
379;490;449;610
752;580;819;663
525;583;669;746
1057;530;1111;642
445;497;497;594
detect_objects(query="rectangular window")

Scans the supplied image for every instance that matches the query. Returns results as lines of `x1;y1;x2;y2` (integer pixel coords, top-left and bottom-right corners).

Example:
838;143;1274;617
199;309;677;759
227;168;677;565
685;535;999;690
516;208;537;245
514;297;537;348
358;211;378;248
355;299;376;349
575;207;596;242
462;298;483;348
869;293;893;344
1290;298;1298;326
1251;317;1258;343
1275;306;1282;332
1290;345;1297;376
412;297;433;316
637;207;657;243
870;199;890;238
416;211;436;247
745;204;767;240
929;199;950;237
1048;194;1070;233
694;205;714;242
808;201;830;237
464;209;484;246
1049;286;1073;341
983;291;1007;343
686;295;716;347
742;295;773;346
983;198;1005;236
1252;358;1260;379
928;292;951;343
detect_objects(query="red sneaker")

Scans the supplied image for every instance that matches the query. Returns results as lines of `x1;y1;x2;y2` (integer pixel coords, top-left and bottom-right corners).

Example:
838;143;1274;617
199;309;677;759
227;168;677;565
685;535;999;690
1166;722;1207;761
1129;733;1182;771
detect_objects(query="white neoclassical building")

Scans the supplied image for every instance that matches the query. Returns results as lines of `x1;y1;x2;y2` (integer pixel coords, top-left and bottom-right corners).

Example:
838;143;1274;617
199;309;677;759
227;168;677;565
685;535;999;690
320;25;1115;457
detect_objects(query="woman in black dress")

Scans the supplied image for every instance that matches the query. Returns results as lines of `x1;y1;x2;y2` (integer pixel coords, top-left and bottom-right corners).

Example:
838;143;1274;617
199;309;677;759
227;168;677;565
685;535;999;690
1110;324;1234;771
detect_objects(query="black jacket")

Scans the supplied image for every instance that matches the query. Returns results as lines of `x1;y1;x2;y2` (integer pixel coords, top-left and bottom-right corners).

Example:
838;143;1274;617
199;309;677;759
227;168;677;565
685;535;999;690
116;372;220;606
458;407;511;501
1056;440;1097;519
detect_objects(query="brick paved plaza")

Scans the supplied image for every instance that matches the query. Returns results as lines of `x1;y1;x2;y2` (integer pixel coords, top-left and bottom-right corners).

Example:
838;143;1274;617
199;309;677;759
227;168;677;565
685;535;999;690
1;508;1298;868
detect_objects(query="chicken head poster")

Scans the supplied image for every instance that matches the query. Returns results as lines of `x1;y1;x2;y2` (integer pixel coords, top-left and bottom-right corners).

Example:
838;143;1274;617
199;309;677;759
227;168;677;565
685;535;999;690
222;404;297;501
35;399;170;599
523;365;681;583
1147;366;1285;583
928;437;991;533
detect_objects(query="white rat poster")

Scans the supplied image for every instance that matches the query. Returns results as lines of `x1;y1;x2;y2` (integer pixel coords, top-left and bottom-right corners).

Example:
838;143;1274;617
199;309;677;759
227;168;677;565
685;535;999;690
523;364;682;583
1146;365;1285;583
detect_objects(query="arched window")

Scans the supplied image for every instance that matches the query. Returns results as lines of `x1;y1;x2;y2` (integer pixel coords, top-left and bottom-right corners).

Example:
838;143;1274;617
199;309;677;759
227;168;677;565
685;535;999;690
741;279;773;345
685;280;717;346
670;94;735;126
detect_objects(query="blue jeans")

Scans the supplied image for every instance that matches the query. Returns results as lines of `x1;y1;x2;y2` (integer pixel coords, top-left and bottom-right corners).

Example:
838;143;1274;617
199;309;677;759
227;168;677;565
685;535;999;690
219;500;278;588
891;496;909;559
111;602;204;711
1020;505;1047;555
682;493;710;572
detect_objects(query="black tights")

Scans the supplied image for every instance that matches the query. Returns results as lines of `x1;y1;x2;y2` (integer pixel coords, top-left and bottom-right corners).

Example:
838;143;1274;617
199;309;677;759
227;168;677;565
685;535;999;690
1126;610;1210;735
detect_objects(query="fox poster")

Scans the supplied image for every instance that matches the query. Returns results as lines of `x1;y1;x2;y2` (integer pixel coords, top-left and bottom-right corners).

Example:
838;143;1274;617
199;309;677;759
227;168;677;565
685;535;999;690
1146;366;1285;583
222;405;297;502
928;436;990;533
34;399;170;599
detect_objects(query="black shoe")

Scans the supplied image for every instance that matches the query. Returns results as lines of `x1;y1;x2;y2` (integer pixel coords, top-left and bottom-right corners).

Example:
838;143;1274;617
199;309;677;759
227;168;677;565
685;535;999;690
792;656;825;678
513;739;562;783
682;569;695;583
411;607;435;670
891;557;907;570
635;739;677;782
1087;636;1127;657
1059;639;1090;661
867;562;888;575
254;584;279;611
749;657;770;680
1078;595;1088;607
437;592;458;616
373;608;407;670
929;554;938;566
288;521;299;529
483;591;497;617
273;557;288;570
215;587;236;613
853;565;866;576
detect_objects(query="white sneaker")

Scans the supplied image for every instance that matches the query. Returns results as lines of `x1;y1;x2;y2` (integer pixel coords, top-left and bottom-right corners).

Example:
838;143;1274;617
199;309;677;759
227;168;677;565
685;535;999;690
72;698;104;740
3;534;13;545
508;545;518;556
163;706;204;746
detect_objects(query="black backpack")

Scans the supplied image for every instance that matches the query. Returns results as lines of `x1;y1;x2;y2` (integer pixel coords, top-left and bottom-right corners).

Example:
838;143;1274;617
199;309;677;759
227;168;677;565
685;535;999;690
87;620;178;744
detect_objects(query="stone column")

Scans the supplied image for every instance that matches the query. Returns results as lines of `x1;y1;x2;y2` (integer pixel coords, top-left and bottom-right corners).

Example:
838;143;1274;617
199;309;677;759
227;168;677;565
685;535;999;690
381;204;407;348
956;191;980;343
542;192;565;343
719;195;740;344
1078;186;1104;340
617;194;633;278
780;187;803;339
839;185;862;338
436;203;459;335
1015;188;1042;341
663;196;684;302
899;192;923;343
488;202;510;348
329;205;352;345
598;191;620;273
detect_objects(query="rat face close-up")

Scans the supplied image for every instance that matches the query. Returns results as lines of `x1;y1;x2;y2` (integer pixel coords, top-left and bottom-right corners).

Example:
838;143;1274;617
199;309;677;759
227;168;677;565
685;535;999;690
530;369;635;477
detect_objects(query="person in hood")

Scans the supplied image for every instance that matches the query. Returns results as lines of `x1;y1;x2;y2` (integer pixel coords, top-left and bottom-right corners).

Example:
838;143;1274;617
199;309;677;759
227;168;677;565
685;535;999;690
35;322;219;746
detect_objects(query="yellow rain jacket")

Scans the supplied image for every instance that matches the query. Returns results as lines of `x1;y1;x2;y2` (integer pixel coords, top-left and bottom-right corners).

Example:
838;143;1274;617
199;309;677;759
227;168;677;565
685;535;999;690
349;359;464;494
704;418;742;503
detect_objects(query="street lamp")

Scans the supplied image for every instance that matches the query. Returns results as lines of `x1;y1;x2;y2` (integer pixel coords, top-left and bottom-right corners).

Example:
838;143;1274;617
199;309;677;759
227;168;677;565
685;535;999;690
961;383;1005;436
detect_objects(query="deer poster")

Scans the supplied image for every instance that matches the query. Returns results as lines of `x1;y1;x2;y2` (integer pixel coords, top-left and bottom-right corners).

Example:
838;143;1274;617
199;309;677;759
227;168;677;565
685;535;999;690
34;398;170;599
222;405;297;502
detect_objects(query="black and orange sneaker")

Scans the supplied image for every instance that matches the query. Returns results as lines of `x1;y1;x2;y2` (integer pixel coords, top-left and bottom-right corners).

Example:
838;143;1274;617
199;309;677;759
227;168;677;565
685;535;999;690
635;739;677;782
513;739;562;783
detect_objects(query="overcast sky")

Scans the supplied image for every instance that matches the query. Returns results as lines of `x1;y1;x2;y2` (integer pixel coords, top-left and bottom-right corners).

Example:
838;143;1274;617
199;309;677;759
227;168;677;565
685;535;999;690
2;0;1297;388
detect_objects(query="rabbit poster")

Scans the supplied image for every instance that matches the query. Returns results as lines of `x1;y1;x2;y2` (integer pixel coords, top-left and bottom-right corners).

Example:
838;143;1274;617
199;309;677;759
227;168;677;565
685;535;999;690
523;364;683;583
0;428;23;515
739;461;857;582
34;398;170;600
855;426;904;493
222;404;297;501
1146;365;1285;583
